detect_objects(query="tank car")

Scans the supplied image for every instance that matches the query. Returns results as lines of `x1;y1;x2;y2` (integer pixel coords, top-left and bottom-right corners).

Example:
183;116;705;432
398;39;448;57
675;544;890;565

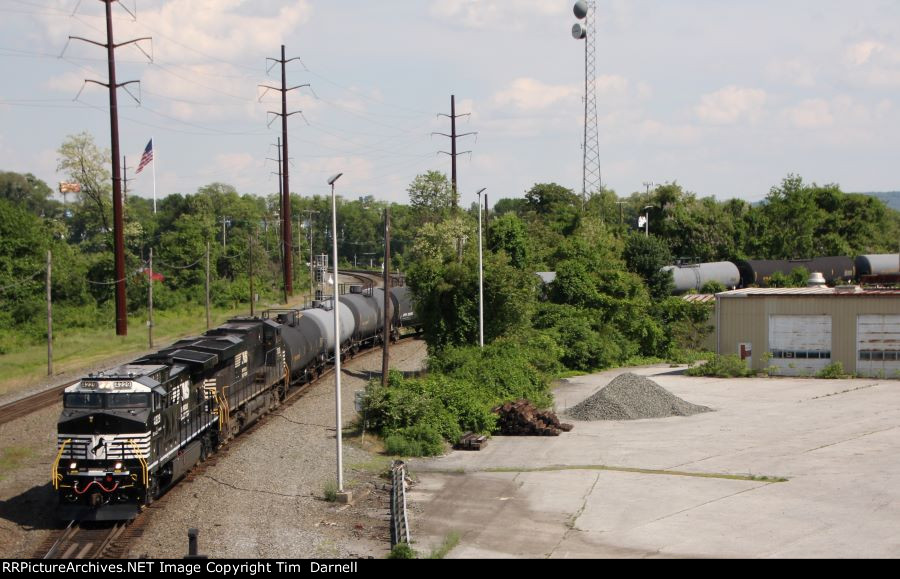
735;257;854;287
661;262;740;294
855;254;900;277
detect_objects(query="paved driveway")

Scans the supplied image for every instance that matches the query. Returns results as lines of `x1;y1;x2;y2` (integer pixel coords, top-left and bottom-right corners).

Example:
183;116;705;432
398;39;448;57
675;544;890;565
408;368;900;558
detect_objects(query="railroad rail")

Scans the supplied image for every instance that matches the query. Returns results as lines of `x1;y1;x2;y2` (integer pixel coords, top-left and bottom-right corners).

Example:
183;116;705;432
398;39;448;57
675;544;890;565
32;331;419;559
37;521;127;559
0;270;391;428
0;381;74;427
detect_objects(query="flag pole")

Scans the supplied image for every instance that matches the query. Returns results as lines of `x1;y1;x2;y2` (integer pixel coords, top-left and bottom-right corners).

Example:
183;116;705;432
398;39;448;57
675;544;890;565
151;136;157;214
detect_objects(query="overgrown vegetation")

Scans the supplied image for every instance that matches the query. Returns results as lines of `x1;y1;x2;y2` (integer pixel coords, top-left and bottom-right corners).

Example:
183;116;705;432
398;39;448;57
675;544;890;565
428;531;461;559
686;354;753;378
387;543;418;559
817;362;847;379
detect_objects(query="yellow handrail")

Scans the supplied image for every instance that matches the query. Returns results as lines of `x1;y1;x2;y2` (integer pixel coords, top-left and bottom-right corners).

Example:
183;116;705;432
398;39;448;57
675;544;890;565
51;439;71;489
127;439;148;486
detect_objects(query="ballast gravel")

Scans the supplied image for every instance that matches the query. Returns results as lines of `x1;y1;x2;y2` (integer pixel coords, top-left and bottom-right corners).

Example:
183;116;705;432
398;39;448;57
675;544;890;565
567;372;711;421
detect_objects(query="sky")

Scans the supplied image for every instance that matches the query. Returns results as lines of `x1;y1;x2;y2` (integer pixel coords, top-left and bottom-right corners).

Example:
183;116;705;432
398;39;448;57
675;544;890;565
1;0;899;206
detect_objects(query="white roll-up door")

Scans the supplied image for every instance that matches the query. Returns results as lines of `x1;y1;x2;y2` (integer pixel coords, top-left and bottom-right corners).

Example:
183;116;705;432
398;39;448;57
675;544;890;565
768;315;832;376
857;315;900;378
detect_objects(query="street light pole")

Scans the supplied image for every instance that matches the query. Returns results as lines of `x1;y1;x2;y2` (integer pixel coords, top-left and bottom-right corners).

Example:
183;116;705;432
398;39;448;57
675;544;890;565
477;188;486;348
328;172;344;494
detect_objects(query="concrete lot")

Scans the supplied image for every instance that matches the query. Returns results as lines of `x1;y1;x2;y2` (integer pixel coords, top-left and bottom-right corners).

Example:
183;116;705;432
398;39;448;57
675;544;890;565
408;367;900;558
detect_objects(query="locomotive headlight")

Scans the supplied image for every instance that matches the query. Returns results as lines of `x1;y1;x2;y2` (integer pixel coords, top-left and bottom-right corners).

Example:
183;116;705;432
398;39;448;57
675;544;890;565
69;462;77;470
114;462;122;470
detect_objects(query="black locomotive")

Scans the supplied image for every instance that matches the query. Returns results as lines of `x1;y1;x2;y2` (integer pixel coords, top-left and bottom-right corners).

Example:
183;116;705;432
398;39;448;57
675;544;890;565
52;285;417;521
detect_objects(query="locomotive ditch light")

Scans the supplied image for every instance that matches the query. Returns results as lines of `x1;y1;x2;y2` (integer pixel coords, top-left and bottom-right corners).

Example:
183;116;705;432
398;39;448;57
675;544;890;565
114;462;123;470
69;462;77;470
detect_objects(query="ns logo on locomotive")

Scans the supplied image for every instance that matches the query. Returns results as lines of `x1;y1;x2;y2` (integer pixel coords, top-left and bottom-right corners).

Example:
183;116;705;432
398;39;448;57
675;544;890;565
52;286;418;521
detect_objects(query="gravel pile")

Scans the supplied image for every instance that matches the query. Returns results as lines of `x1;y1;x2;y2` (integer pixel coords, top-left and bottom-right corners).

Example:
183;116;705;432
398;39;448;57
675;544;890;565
567;372;711;421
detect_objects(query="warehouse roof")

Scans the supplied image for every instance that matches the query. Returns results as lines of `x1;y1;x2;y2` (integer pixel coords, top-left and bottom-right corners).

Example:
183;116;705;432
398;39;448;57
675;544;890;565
719;286;900;297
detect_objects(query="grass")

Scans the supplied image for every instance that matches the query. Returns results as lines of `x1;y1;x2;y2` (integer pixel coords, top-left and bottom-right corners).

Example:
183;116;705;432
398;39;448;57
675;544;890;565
0;447;33;481
427;531;461;559
322;481;338;502
0;301;288;397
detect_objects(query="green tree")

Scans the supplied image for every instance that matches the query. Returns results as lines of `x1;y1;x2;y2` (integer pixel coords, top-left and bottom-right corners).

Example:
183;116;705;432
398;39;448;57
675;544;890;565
622;233;674;299
0;171;59;217
488;212;529;269
57;132;112;240
407;171;453;222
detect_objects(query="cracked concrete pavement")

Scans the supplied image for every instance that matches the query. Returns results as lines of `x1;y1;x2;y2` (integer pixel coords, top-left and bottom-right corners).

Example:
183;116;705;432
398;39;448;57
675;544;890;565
407;367;900;558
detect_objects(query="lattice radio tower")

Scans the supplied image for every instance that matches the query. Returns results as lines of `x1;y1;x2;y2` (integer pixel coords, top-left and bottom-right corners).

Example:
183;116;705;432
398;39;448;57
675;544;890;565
572;1;601;211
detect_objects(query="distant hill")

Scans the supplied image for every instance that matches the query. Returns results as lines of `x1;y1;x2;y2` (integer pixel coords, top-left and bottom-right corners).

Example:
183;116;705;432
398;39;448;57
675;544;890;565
858;192;900;211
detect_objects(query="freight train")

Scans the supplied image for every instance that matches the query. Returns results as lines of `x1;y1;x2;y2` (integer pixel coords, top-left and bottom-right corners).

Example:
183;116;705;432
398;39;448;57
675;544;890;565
52;285;418;521
662;254;900;294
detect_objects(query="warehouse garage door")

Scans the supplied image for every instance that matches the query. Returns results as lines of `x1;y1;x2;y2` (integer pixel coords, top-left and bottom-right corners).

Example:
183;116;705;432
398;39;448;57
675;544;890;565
768;315;832;376
857;315;900;378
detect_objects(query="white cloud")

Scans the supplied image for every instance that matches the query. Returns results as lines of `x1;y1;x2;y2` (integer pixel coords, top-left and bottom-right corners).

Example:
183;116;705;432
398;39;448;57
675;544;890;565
846;41;886;67
844;40;900;88
430;0;565;29
785;99;834;129
492;77;580;111
695;86;767;125
767;58;816;87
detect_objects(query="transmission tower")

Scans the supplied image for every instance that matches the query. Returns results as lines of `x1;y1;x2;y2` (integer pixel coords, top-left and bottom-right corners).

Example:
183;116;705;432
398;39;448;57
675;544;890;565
65;0;151;336
260;45;309;298
433;95;477;211
572;1;602;211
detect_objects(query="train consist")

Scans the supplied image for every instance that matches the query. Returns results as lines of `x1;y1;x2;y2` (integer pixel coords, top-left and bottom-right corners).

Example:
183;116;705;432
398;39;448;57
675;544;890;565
663;254;900;294
52;285;417;521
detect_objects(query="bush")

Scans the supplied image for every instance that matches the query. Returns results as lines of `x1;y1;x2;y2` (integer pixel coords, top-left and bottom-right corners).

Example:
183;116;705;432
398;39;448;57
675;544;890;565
363;341;555;456
384;424;446;457
686;354;752;378
817;362;845;379
387;543;417;559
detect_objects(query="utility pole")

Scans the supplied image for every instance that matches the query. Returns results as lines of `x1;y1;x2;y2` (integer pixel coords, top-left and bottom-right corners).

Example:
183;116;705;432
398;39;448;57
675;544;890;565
261;46;310;299
382;207;392;387
68;0;150;336
148;247;154;348
268;137;287;303
222;217;228;250
643;181;654;205
46;250;52;376
205;241;211;330
248;234;255;317
616;200;627;225
302;209;319;301
434;95;477;211
122;155;133;206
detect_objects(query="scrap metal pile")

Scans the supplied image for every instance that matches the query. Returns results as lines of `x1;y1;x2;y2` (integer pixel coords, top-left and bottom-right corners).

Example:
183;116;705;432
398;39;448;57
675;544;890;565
492;400;574;436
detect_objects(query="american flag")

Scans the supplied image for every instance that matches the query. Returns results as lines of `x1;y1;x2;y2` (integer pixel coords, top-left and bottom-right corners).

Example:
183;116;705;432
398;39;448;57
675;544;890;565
135;139;153;174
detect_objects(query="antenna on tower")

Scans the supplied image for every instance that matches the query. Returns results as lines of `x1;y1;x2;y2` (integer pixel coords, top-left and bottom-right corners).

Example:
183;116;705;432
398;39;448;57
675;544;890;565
572;0;601;213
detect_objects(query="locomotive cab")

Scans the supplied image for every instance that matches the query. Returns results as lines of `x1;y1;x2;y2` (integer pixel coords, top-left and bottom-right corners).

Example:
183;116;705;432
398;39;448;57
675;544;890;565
54;365;167;521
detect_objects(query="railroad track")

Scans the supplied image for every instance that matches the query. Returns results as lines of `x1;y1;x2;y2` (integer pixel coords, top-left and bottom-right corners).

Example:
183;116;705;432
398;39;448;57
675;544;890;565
33;333;420;559
0;381;74;427
37;521;128;559
0;270;389;428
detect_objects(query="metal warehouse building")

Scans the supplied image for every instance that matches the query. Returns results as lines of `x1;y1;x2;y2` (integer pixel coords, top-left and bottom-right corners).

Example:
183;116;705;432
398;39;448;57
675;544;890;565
716;287;900;378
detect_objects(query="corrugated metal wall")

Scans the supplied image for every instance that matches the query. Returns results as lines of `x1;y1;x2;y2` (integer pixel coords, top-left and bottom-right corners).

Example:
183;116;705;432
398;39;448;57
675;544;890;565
717;295;900;376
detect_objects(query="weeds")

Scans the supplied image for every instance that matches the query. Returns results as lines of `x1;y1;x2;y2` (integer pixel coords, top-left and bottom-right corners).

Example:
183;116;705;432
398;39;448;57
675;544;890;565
428;531;461;559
